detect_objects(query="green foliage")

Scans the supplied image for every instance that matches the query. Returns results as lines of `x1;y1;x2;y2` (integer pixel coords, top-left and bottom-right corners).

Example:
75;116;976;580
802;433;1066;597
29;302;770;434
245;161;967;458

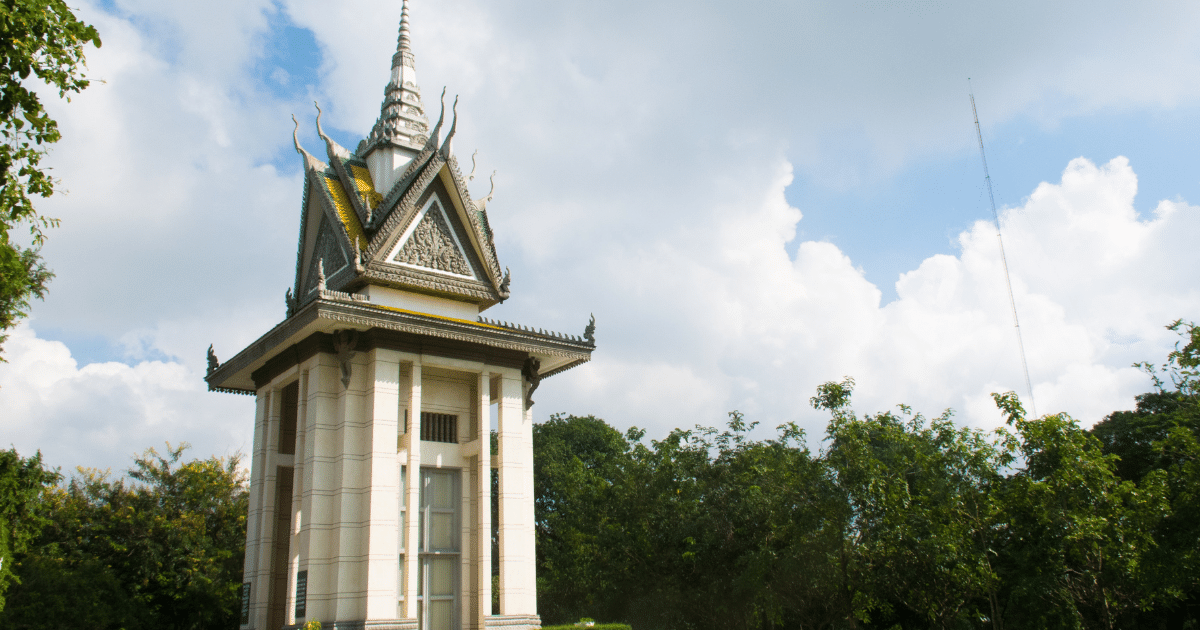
0;443;248;629
995;400;1167;629
1085;320;1200;626
0;449;58;612
0;0;100;355
535;327;1200;629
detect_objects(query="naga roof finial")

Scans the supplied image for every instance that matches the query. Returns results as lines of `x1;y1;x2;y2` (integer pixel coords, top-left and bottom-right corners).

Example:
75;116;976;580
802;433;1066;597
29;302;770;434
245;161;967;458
421;87;446;154
475;171;497;212
314;100;350;159
439;95;458;158
292;115;302;154
292;114;324;171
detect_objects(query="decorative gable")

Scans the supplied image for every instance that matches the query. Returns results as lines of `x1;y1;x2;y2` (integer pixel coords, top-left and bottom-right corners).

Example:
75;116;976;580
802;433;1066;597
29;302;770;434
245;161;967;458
301;213;349;296
284;17;511;313
389;196;477;279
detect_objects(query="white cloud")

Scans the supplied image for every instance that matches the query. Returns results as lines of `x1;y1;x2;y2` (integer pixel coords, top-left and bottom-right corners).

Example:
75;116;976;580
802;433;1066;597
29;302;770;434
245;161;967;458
4;0;1200;470
0;324;253;473
538;156;1198;436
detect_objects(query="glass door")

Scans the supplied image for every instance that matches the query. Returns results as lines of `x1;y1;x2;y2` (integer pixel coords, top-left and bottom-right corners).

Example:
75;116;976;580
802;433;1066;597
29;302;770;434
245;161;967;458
418;468;460;630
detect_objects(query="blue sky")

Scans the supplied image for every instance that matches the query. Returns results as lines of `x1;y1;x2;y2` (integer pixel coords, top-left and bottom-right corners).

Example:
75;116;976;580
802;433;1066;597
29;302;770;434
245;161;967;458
3;0;1199;472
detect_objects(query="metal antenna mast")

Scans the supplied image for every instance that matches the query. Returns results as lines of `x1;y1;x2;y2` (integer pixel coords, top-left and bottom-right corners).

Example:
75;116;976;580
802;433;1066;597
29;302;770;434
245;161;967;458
969;80;1037;419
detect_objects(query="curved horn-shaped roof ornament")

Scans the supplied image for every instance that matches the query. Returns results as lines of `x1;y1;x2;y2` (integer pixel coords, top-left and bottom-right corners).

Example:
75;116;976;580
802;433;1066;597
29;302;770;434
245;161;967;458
475;171;497;213
314;101;327;138
468;150;479;181
292;115;304;154
421;87;447;154
292;114;324;171
314;101;350;159
438;95;458;158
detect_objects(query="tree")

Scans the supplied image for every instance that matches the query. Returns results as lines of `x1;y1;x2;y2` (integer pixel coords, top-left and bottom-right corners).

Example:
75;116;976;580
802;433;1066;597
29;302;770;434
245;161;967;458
0;0;101;355
0;444;248;629
0;449;58;613
803;377;1024;629
534;414;634;624
992;393;1168;630
1089;320;1200;625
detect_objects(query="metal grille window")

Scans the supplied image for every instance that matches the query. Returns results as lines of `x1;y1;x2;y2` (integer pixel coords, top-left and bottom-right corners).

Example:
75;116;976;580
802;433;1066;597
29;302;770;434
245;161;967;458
421;413;458;443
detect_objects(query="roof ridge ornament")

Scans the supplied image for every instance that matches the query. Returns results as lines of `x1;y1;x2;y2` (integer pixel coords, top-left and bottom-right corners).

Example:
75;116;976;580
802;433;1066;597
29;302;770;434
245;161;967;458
421;87;447;154
474;171;496;213
292;115;325;172
438;95;458;159
314;101;351;160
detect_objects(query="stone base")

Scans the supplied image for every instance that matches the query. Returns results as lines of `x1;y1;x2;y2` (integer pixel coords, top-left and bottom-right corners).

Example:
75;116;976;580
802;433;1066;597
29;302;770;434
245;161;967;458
281;616;538;630
486;614;542;630
283;621;418;630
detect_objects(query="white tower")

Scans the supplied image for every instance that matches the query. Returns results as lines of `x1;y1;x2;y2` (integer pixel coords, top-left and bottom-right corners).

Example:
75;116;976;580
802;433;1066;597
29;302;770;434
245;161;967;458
206;6;595;629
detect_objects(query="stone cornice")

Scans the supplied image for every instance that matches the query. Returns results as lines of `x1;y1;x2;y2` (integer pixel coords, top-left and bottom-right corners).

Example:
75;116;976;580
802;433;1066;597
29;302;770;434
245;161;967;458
206;292;592;394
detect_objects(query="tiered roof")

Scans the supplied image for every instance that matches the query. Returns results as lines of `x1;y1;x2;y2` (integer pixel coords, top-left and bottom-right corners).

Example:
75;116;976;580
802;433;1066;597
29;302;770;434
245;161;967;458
206;0;594;396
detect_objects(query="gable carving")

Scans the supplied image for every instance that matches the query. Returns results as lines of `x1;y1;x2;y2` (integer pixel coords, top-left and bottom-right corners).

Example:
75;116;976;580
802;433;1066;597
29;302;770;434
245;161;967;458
392;201;474;277
303;214;349;295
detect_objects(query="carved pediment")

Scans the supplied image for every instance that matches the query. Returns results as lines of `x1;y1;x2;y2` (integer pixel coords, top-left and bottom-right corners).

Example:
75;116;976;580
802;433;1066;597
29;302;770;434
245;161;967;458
302;213;350;296
389;198;476;279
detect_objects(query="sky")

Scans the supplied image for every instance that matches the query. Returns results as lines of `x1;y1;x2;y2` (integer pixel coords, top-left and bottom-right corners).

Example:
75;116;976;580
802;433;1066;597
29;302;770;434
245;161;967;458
3;0;1200;474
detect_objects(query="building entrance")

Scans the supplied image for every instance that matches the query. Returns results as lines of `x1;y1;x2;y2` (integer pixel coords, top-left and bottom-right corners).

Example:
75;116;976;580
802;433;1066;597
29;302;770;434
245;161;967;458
419;468;460;630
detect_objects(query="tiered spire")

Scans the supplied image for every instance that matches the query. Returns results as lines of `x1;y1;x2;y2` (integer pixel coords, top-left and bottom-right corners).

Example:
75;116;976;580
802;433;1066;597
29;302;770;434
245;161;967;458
359;0;430;155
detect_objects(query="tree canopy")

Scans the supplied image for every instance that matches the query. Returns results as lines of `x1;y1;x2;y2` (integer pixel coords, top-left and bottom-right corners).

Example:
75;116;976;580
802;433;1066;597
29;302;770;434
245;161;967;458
534;322;1200;629
0;444;248;629
0;0;100;355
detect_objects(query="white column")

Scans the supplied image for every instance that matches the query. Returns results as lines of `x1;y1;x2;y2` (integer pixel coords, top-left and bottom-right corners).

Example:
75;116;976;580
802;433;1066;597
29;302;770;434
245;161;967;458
497;370;535;615
522;402;538;617
475;372;493;630
287;372;310;627
336;349;372;621
403;360;423;618
252;388;282;627
245;389;269;628
365;349;402;619
305;355;341;621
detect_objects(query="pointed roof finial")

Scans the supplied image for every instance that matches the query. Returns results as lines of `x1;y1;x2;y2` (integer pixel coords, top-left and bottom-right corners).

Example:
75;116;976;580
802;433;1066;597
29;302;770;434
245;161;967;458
439;95;458;158
314;101;350;160
361;0;429;156
396;0;414;69
292;114;325;172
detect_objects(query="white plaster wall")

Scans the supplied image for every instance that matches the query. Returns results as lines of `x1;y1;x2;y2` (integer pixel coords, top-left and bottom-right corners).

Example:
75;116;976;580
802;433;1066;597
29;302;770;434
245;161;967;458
366;147;416;200
359;285;480;321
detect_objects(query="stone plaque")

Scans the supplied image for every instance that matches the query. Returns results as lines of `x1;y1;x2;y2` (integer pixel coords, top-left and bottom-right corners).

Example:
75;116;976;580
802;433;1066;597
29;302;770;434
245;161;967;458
295;570;308;619
240;582;251;624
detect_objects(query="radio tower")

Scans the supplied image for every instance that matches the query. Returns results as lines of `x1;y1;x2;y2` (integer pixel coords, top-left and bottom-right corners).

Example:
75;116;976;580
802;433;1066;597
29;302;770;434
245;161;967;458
969;80;1037;419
